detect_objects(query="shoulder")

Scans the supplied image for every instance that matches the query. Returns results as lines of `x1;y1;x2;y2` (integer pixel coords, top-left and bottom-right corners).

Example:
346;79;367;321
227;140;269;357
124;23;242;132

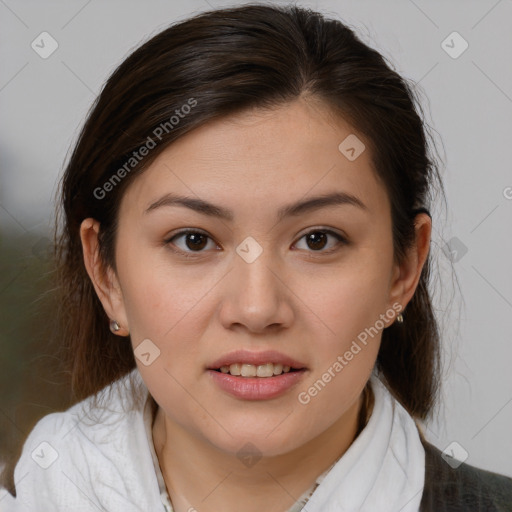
420;438;512;512
12;369;160;511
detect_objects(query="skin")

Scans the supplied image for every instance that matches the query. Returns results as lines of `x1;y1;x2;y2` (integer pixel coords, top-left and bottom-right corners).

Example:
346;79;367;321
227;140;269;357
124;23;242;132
80;96;431;512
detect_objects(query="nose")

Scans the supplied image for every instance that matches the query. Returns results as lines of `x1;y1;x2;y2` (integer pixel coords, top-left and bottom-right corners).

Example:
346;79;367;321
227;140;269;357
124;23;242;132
217;245;294;335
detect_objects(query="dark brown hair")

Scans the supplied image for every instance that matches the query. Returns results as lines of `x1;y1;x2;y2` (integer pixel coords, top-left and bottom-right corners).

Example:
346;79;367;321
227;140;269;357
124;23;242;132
54;3;444;420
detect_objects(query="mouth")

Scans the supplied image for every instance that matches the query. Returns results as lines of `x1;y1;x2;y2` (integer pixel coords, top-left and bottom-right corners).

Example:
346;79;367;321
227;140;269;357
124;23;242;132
213;363;301;377
207;350;307;400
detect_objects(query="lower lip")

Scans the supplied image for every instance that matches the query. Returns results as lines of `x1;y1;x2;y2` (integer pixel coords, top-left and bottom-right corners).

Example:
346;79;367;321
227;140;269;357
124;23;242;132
207;369;306;400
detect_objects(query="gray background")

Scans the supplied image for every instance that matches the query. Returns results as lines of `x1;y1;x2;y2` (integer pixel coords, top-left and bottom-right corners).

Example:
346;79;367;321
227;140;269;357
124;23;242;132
1;0;511;476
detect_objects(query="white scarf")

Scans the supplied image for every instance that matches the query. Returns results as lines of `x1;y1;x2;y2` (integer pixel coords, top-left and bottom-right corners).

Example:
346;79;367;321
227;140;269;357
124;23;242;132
300;373;425;511
6;370;425;511
147;372;425;512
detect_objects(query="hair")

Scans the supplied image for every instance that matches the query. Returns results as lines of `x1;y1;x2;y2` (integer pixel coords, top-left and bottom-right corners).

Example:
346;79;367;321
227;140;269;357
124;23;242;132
53;3;444;420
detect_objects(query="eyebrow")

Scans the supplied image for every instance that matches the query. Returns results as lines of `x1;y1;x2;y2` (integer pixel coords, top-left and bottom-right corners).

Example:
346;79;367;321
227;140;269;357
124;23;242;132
144;191;368;221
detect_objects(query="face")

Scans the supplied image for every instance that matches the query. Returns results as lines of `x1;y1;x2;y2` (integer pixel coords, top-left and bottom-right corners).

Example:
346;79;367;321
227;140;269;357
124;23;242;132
84;97;421;458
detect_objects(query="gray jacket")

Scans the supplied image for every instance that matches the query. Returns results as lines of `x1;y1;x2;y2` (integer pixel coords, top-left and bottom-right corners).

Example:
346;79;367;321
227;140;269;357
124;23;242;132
420;437;512;511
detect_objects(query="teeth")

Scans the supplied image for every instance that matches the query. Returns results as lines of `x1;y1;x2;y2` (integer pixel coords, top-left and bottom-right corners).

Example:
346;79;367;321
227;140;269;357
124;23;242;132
257;363;274;377
218;363;294;377
241;364;257;377
229;363;241;376
273;364;283;375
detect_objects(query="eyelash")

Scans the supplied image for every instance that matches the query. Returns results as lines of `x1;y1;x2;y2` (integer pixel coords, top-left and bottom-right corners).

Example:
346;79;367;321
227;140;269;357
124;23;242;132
164;228;348;259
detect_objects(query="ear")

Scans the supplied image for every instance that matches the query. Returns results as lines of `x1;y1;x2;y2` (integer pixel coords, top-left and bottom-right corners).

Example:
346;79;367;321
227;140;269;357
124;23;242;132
80;218;130;336
387;213;432;319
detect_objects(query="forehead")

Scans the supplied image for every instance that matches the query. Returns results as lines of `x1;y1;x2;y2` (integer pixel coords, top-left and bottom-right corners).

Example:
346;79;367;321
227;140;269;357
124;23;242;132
119;97;389;220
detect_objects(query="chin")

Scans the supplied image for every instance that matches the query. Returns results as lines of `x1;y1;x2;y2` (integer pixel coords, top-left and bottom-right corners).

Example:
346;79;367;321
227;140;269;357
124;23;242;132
195;414;311;459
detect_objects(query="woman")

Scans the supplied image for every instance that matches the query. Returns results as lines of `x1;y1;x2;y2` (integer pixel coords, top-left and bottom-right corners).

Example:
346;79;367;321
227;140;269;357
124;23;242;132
4;3;512;511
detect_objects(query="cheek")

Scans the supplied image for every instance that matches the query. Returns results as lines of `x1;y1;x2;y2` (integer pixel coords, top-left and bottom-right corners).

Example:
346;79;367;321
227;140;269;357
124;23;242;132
116;242;213;337
305;252;393;346
118;253;217;428
117;250;224;407
294;268;388;424
296;249;393;409
118;229;394;367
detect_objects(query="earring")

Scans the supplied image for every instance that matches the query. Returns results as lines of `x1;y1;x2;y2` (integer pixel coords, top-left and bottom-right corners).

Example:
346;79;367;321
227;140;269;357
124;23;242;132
109;320;121;333
396;313;404;324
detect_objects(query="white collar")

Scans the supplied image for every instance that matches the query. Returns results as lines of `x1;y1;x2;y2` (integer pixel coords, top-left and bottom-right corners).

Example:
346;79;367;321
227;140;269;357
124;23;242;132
140;371;425;511
304;373;425;511
142;391;327;512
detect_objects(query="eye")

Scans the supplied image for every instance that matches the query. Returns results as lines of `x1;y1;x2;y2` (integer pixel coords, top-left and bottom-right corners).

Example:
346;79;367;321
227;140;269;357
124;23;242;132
293;228;347;254
165;229;218;256
165;227;348;258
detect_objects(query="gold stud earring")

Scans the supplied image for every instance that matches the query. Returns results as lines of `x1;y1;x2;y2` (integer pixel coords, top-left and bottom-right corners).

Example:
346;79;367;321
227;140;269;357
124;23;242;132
396;313;404;324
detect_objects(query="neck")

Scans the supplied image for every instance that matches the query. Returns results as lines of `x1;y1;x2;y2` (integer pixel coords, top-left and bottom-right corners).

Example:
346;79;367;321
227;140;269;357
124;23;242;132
152;386;373;512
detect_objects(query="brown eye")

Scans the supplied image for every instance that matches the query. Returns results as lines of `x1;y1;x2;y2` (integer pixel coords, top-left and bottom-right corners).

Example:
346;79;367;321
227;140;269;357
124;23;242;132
294;229;347;253
166;230;217;254
165;227;347;259
182;232;208;251
305;231;328;250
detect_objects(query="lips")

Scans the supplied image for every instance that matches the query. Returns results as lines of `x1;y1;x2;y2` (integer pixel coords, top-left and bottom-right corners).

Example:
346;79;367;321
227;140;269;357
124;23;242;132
207;349;307;400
